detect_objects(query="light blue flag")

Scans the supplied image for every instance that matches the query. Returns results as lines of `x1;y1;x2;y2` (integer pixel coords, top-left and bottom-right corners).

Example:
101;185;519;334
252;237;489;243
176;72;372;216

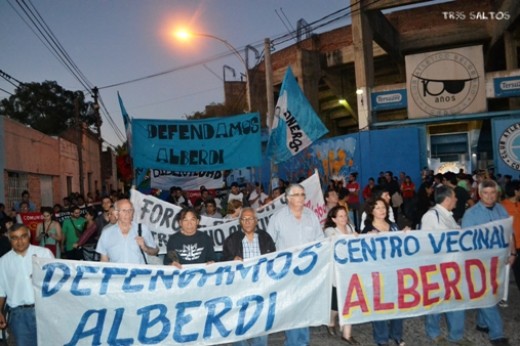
266;67;328;164
117;92;133;155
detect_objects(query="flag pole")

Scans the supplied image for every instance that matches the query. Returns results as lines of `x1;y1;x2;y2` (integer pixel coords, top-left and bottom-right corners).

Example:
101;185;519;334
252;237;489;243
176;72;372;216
265;38;277;194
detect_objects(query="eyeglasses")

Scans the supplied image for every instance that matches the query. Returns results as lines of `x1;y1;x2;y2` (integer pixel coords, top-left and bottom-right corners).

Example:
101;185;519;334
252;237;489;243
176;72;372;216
116;209;134;214
10;233;30;241
288;193;306;198
240;217;256;223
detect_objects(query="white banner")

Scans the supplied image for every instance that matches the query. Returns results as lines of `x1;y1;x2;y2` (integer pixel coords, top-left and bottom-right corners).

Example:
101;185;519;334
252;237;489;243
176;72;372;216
334;218;513;325
150;170;225;191
131;171;326;253
34;241;331;346
33;219;512;344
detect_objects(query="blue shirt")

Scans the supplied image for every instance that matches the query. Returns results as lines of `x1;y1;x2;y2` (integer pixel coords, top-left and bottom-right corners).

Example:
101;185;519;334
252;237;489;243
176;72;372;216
96;222;157;264
267;206;324;250
461;201;510;228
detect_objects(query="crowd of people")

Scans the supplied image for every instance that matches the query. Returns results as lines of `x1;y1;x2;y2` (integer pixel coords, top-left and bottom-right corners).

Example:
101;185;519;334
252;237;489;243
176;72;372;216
0;167;518;346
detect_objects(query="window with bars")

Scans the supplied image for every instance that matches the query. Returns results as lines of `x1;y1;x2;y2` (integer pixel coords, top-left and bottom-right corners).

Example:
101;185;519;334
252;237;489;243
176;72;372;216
6;172;28;211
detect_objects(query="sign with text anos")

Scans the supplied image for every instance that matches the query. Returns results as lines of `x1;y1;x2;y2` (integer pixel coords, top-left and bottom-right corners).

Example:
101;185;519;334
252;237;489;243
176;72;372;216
132;113;261;172
33;241;331;345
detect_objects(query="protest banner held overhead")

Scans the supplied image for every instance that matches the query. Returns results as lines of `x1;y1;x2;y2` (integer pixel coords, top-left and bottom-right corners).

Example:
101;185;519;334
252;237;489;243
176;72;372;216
131;113;262;172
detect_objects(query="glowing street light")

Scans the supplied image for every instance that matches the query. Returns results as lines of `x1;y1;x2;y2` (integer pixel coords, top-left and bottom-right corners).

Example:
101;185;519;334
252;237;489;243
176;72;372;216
174;28;251;112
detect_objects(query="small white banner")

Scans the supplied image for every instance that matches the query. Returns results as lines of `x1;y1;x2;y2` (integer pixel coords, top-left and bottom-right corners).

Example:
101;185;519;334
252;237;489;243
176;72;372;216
335;217;513;325
150;170;225;191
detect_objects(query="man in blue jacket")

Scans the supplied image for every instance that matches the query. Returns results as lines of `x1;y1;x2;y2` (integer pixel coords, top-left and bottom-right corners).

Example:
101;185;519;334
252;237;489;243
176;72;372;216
461;179;517;346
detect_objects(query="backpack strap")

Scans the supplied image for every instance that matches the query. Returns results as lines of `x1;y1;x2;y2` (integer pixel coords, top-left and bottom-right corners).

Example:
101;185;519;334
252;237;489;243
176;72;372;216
137;223;148;264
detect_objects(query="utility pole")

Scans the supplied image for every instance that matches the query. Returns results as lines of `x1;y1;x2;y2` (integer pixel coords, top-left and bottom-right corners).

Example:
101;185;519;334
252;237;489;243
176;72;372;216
75;96;85;196
92;87;104;196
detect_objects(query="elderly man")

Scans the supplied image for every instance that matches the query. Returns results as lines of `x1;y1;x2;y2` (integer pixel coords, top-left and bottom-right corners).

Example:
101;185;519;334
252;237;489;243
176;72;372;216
461;180;516;346
222;207;276;346
96;199;158;264
0;224;54;346
267;183;324;346
420;186;471;346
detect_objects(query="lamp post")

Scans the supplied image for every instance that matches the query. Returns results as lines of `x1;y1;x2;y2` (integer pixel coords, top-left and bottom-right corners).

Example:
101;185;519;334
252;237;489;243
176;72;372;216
175;30;251;113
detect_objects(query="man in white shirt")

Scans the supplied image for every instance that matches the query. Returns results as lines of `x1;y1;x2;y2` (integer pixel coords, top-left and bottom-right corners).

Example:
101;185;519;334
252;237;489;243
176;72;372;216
420;186;470;346
267;184;324;345
248;183;268;209
0;223;54;346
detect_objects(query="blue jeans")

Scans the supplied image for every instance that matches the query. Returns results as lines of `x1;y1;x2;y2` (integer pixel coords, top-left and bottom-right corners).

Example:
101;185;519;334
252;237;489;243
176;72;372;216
284;327;309;346
477;306;504;340
425;310;465;341
232;335;268;346
9;306;37;346
372;319;403;344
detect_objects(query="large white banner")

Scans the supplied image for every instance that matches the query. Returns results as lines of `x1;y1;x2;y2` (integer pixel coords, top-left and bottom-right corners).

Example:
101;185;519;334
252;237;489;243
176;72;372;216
334;218;513;325
131;171;326;253
34;241;332;346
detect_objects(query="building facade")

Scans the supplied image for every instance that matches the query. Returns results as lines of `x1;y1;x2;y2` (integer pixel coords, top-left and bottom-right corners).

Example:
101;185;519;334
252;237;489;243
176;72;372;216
0;116;117;210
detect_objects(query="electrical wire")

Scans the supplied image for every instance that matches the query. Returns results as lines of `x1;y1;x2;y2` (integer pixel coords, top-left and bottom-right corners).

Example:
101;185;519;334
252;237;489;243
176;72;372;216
11;0;94;93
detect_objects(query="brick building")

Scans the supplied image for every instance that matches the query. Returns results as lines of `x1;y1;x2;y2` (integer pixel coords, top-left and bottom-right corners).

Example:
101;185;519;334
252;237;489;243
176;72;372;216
0;116;117;211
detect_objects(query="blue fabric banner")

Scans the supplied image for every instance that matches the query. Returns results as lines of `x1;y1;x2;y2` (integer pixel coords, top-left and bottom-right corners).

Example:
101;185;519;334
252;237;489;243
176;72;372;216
132;113;261;172
266;67;329;164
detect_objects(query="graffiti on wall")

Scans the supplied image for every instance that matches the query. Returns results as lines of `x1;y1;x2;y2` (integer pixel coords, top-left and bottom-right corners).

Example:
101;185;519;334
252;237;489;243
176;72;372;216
279;135;359;188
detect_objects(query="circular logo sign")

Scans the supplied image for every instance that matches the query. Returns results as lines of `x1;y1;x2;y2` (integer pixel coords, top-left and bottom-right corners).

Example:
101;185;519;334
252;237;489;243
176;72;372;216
409;52;481;116
499;123;520;170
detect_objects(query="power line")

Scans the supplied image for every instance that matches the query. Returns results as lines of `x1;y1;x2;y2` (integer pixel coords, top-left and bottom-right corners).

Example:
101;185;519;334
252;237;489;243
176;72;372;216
0;87;14;96
12;0;94;92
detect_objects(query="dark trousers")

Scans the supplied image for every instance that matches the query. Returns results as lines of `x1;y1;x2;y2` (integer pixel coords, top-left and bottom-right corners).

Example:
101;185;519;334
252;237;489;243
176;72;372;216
514;248;520;292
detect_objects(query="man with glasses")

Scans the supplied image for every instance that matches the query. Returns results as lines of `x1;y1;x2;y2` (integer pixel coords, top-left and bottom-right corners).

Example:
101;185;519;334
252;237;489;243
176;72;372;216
222;207;275;261
96;199;158;264
0;224;54;346
221;207;275;346
267;184;324;346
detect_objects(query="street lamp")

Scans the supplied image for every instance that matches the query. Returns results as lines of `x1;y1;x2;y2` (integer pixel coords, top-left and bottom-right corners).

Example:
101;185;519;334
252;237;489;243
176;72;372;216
175;29;251;112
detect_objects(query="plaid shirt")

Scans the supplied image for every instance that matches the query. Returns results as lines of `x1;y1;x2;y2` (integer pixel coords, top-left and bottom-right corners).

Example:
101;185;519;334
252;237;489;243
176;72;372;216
241;233;261;259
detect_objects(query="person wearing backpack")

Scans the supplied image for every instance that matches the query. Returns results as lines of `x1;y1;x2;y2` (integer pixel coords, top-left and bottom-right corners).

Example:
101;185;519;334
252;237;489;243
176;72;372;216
420;185;471;346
